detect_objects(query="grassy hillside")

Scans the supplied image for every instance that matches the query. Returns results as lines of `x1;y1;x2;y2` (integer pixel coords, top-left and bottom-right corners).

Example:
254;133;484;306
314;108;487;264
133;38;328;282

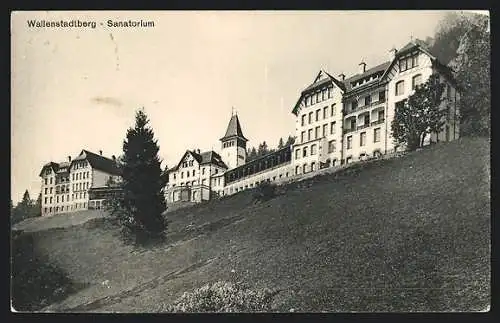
13;137;490;312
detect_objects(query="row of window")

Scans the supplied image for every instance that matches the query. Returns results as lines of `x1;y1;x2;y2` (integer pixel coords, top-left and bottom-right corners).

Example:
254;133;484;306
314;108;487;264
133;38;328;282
295;143;318;159
304;86;334;107
172;167;219;180
301;122;336;143
44;171;90;185
181;160;194;168
345;110;385;131
43;191;87;205
295;162;318;175
301;104;336;126
348;90;385;113
228;172;291;194
346;127;382;149
399;53;419;73
222;140;237;148
395;74;422;96
43;202;87;214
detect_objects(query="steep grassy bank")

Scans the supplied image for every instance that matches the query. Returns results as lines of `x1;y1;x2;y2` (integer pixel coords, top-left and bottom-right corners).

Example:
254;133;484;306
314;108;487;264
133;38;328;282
16;137;489;312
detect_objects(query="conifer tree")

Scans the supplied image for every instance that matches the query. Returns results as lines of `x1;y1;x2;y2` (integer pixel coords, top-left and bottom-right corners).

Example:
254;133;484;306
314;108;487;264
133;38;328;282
119;109;167;239
278;137;284;149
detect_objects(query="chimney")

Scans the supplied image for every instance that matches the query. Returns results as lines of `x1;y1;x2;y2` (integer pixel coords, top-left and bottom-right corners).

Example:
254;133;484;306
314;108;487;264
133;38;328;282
99;150;102;156
197;149;201;154
68;156;71;162
389;47;398;61
338;73;345;81
358;62;366;74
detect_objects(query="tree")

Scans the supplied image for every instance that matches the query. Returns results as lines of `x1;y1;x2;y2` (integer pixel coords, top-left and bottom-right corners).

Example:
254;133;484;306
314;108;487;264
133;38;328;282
32;193;42;217
285;135;295;146
11;190;34;224
277;137;284;149
432;12;490;137
247;147;257;162
117;109;167;241
391;74;447;151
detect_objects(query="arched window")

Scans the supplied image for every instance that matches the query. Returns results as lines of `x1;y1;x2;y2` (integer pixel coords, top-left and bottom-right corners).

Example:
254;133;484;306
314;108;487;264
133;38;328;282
303;164;308;174
412;74;422;90
395;80;405;96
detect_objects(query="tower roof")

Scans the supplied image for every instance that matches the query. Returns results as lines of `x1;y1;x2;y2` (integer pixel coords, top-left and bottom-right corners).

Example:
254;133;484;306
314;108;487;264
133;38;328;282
220;114;248;142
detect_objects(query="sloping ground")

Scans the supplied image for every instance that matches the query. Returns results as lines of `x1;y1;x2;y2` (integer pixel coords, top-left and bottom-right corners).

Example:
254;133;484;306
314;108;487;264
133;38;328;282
12;209;108;233
17;137;489;312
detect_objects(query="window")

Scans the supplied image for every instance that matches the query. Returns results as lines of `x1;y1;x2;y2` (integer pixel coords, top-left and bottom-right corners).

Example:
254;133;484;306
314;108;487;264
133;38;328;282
45;178;48;185
50;187;53;194
399;59;407;72
303;147;308;157
44;188;48;194
365;95;371;106
412;54;419;68
328;86;333;98
215;169;218;174
44;197;48;204
50;197;53;204
305;95;309;107
312;94;316;105
308;112;313;124
308;129;313;141
316;92;320;103
295;149;300;159
323;124;328;137
330;122;336;135
316;109;320;121
360;132;366;146
301;114;306;126
331;104;336;116
379;90;386;102
374;128;381;142
412;74;422;90
315;126;320;139
295;166;300;175
192;169;195;176
323;106;328;119
62;195;64;202
301;131;306;143
303;164;308;174
328;140;336;153
364;114;370;126
50;177;52;184
347;136;353;149
351;101;357;112
395;80;404;96
311;144;317;155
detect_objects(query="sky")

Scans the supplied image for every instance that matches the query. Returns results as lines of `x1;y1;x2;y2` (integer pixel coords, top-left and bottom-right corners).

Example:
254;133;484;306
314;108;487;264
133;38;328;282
11;10;464;204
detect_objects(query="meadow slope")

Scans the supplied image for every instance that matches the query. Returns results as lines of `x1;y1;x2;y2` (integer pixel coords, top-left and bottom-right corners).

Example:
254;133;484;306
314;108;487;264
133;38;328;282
14;137;490;312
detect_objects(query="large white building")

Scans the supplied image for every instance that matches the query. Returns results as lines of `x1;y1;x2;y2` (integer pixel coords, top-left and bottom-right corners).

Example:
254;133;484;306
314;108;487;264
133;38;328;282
39;149;122;216
165;39;460;205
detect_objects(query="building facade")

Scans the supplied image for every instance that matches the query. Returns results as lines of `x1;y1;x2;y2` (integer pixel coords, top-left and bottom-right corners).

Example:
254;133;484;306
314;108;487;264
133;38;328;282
163;39;461;206
39;149;122;216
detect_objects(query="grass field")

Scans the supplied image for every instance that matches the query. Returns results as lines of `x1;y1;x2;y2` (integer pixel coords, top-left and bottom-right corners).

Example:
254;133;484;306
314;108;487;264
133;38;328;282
12;137;490;312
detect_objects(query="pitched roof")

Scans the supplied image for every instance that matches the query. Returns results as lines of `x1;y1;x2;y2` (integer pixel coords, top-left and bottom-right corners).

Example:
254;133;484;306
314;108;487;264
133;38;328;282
343;61;391;92
220;114;247;141
39;162;60;177
292;70;346;115
72;150;121;175
169;150;228;173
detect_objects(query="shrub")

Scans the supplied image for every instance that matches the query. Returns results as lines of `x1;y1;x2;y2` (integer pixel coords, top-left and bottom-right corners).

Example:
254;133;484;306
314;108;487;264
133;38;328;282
253;181;278;202
162;281;276;313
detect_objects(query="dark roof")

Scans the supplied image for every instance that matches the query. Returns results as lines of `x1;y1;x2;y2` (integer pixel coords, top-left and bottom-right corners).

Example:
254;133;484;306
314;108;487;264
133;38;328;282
169;150;228;173
72;150;121;175
220;114;248;141
39;162;59;177
343;61;391;93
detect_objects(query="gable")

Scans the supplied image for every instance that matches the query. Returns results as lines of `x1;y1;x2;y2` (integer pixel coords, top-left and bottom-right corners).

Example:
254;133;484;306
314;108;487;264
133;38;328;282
381;44;434;83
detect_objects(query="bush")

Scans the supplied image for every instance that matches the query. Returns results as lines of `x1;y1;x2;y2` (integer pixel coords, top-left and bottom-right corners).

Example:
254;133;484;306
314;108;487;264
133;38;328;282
253;181;278;202
162;281;276;313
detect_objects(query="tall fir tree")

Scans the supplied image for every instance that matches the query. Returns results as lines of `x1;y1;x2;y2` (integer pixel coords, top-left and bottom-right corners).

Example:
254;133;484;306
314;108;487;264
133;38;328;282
278;137;284;149
120;109;167;238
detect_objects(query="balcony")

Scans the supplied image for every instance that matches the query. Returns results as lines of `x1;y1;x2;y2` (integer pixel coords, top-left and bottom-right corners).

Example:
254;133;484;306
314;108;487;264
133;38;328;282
370;118;385;126
344;98;386;116
357;123;371;130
